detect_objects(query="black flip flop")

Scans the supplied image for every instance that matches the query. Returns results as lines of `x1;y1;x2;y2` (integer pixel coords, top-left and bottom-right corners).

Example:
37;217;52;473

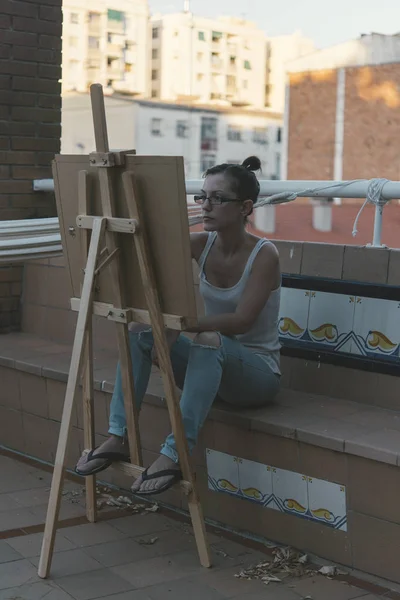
133;467;183;496
75;449;130;477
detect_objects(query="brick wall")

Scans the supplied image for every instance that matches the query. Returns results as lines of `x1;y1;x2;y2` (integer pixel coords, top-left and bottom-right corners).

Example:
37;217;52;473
287;63;400;182
0;0;62;332
343;65;400;180
287;69;337;180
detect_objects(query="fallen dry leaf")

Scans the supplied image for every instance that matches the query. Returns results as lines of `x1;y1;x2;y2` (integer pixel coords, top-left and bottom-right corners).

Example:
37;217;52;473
138;537;158;545
235;546;313;585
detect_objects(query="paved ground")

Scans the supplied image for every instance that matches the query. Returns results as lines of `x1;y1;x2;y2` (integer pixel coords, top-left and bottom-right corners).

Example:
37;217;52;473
0;453;395;600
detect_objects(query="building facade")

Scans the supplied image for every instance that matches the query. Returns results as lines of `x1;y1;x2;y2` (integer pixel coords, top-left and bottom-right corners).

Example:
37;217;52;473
150;12;268;110
284;33;400;182
61;0;149;96
61;94;282;179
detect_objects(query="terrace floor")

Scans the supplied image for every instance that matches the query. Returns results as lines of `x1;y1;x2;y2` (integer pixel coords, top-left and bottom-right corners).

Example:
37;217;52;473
0;452;398;600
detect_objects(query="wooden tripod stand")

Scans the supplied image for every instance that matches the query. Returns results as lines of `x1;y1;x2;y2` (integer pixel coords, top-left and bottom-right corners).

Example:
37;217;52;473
38;84;211;578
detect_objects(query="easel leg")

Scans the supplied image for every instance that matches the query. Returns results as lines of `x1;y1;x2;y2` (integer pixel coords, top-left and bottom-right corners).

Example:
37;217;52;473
82;325;97;522
122;171;212;568
38;218;105;579
116;322;143;466
79;170;97;523
154;341;212;568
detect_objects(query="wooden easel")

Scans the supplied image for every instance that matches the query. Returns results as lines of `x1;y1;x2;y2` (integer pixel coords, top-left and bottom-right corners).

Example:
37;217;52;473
38;84;211;578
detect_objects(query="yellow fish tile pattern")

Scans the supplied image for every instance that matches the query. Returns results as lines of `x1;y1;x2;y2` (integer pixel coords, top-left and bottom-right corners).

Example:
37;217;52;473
206;450;347;532
279;290;399;362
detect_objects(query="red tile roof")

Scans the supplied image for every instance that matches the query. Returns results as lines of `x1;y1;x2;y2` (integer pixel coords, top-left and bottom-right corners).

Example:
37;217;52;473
192;203;400;248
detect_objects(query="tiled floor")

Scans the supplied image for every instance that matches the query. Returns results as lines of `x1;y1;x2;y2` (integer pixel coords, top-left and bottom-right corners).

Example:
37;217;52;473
0;455;395;600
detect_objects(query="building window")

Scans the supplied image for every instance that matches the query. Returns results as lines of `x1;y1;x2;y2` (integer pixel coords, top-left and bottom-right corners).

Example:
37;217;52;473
88;12;100;23
227;125;242;142
108;9;124;22
275;152;281;178
151;69;158;81
276;127;282;143
88;36;100;49
107;33;112;43
69;37;78;47
70;13;79;24
176;120;188;138
125;63;132;73
212;31;223;42
244;60;251;70
196;52;203;62
197;73;204;82
152;27;159;39
198;31;205;41
201;155;216;173
201;117;218;151
152;48;158;59
151;118;162;136
253;127;268;145
151;89;158;98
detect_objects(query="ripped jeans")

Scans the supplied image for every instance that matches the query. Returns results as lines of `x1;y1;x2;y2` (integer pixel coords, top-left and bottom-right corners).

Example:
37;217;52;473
109;329;280;464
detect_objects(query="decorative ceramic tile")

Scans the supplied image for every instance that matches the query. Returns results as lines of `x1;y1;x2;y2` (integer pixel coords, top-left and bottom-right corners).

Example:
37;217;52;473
238;458;273;506
205;449;348;531
278;288;311;341
308;292;355;353
307;477;347;531
206;449;240;496
272;468;308;516
353;297;400;360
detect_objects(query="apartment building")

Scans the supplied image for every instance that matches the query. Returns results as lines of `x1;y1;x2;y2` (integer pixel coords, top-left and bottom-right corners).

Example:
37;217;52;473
62;0;149;96
61;93;283;179
150;12;268;110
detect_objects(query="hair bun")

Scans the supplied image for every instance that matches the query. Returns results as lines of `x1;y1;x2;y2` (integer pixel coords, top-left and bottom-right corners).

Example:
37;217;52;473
242;156;261;172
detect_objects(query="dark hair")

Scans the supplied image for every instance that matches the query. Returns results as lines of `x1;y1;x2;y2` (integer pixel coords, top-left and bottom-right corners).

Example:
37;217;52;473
204;156;261;216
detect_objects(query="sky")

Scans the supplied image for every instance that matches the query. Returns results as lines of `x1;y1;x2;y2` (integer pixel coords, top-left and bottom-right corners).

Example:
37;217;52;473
148;0;400;49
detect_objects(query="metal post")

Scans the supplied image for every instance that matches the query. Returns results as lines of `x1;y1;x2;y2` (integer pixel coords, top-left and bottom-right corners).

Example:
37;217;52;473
372;204;384;247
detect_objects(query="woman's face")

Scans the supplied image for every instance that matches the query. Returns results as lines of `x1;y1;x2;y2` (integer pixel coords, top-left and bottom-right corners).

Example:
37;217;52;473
200;173;251;232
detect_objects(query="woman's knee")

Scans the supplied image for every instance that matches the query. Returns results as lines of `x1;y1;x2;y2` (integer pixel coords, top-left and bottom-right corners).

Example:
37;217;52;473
128;322;151;335
193;331;221;348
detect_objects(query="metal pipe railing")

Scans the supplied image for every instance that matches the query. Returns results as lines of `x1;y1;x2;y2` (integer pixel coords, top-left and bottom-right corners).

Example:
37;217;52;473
34;177;400;201
33;176;400;248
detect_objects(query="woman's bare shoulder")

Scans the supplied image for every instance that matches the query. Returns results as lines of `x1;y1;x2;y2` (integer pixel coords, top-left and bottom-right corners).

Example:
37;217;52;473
190;232;209;262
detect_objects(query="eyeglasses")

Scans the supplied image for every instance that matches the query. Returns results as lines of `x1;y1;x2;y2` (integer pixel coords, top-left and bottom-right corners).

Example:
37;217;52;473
193;194;241;206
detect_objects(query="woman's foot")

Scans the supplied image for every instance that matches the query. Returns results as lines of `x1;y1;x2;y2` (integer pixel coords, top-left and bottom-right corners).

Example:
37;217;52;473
131;454;181;495
75;435;129;476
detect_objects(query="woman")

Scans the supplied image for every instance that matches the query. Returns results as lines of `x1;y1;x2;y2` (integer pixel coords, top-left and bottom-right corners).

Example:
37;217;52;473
75;155;281;496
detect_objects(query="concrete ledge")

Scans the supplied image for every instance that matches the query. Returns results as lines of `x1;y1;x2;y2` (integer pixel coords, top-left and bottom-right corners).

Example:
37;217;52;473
1;332;400;467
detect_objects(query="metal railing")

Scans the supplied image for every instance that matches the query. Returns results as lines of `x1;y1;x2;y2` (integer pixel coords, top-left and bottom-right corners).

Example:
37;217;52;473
1;176;398;264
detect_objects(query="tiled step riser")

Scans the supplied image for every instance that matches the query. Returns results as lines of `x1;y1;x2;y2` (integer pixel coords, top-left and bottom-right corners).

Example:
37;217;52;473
2;371;400;584
281;355;400;411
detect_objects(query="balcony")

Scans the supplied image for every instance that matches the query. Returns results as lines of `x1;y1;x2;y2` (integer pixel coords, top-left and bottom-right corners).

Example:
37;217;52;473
107;42;122;57
3;176;400;590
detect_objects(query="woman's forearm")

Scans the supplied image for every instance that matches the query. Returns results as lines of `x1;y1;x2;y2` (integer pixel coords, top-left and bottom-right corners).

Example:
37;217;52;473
185;313;246;336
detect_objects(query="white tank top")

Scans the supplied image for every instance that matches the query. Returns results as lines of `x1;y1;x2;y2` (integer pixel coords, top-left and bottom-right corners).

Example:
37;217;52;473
198;232;281;375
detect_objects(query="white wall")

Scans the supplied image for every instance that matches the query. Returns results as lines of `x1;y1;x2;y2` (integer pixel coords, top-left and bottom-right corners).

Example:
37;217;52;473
61;94;136;154
218;113;282;179
287;33;400;74
61;94;283;180
266;31;315;113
